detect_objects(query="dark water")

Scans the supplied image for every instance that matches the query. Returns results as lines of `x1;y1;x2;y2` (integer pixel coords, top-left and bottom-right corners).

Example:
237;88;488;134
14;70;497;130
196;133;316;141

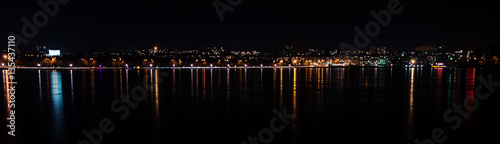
1;68;499;144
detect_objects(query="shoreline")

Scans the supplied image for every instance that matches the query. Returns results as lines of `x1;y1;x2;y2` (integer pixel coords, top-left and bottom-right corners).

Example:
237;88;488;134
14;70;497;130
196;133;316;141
2;66;493;70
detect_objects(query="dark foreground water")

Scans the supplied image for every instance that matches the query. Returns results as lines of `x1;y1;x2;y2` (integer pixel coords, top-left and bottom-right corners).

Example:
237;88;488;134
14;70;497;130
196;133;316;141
1;68;499;144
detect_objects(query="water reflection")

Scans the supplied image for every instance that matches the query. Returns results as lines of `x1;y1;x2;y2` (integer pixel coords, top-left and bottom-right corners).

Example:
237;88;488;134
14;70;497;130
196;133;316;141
407;68;415;141
292;68;298;144
126;69;129;97
280;68;283;108
154;69;160;141
409;68;415;121
464;68;476;133
38;70;42;106
8;68;491;143
70;70;75;111
119;69;123;99
50;70;65;142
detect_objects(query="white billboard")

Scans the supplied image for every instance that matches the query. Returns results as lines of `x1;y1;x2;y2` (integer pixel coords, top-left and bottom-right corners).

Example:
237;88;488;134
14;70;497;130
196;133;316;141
47;49;60;56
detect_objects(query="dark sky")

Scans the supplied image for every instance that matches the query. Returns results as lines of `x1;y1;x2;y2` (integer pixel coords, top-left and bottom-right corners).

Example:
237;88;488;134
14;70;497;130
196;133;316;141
2;0;499;53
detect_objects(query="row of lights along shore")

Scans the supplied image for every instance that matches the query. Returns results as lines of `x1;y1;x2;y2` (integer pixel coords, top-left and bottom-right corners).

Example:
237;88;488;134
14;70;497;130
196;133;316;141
28;63;306;69
19;63;438;69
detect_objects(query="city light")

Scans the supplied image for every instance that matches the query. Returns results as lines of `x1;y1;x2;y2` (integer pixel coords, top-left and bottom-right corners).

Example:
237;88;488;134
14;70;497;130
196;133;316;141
69;64;73;67
1;63;4;67
0;44;489;69
47;49;61;56
38;63;41;67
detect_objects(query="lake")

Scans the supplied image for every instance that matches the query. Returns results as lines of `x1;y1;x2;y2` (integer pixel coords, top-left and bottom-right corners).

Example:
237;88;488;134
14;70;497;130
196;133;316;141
1;67;499;144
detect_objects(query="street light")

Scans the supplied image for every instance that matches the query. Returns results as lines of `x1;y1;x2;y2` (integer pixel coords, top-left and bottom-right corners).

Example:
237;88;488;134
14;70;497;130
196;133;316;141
69;64;73;67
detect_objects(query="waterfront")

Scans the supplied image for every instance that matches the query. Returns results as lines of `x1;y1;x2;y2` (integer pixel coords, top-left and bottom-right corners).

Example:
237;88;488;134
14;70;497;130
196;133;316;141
1;68;499;144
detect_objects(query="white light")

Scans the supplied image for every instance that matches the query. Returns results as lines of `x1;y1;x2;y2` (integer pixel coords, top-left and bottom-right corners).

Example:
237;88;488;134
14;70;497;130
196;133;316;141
210;64;213;67
1;63;4;67
125;64;128;67
244;64;247;67
173;64;175;67
150;64;153;67
69;64;73;67
47;49;60;56
260;64;263;67
38;64;41;67
190;64;193;67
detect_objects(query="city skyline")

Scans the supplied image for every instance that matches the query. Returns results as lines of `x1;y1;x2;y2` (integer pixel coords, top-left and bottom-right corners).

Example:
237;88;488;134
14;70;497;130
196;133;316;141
4;44;499;68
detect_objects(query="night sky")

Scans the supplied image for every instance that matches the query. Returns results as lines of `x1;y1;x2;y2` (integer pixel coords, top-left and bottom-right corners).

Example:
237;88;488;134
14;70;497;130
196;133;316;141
3;0;499;53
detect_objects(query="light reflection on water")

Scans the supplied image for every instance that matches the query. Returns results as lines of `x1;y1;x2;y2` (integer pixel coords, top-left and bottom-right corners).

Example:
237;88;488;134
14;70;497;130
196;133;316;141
50;70;65;142
1;68;489;144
